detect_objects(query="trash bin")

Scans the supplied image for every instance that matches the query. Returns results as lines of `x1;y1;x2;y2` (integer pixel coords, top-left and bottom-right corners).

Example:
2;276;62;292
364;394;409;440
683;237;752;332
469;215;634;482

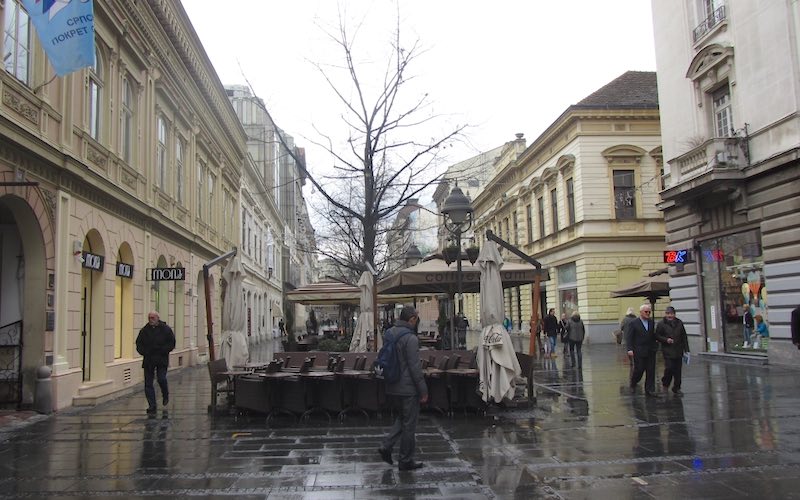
33;365;53;414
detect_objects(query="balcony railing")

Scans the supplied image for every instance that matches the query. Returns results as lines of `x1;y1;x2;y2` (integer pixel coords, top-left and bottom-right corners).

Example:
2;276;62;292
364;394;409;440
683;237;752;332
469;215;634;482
670;137;745;184
693;4;727;42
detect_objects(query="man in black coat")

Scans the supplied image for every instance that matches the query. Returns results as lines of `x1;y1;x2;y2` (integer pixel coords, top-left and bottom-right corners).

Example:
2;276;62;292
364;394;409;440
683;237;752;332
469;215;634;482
655;306;690;395
136;311;176;413
625;304;659;397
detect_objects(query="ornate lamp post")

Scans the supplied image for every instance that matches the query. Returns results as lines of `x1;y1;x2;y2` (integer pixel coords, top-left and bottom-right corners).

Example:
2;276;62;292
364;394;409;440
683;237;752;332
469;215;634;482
441;185;474;350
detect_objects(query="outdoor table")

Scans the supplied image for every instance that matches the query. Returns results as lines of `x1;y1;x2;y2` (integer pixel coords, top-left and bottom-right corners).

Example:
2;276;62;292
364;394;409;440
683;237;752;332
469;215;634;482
336;369;373;421
258;371;300;423
447;368;482;414
299;370;336;423
233;363;269;372
419;336;439;349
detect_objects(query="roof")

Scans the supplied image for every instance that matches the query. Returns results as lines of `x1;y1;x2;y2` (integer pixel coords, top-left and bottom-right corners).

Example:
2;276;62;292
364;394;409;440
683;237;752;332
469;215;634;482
573;71;659;109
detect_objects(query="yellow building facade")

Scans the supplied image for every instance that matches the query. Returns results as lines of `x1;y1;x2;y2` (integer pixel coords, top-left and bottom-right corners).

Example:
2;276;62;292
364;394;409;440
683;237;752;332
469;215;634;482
467;72;668;342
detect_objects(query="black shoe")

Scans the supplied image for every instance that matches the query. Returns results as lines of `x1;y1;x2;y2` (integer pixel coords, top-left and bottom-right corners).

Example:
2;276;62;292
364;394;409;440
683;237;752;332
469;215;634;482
146;406;157;414
398;461;424;471
645;391;661;398
378;447;393;465
163;396;169;406
672;389;683;396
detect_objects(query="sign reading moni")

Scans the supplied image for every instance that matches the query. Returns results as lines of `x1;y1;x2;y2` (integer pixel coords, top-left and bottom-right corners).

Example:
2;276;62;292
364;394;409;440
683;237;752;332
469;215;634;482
148;267;185;281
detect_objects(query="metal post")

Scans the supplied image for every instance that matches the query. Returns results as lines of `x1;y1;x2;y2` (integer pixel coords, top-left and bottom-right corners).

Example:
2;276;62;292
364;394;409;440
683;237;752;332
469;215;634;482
454;226;463;351
530;274;541;356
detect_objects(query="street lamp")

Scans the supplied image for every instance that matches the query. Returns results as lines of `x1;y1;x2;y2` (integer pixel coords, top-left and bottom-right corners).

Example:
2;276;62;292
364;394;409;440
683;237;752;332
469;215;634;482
441;185;474;350
404;244;423;268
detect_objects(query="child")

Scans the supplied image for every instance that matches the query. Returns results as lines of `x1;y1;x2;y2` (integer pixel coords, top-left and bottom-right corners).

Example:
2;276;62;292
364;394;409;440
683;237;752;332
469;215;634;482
754;314;769;350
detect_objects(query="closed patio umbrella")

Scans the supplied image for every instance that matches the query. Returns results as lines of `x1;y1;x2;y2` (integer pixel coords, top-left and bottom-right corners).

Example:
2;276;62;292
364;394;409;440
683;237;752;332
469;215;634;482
219;254;248;368
349;271;374;352
476;241;521;403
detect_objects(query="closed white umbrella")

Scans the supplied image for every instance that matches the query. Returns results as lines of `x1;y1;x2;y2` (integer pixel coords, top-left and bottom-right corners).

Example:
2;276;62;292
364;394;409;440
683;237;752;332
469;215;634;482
349;271;374;352
220;254;248;367
476;241;521;403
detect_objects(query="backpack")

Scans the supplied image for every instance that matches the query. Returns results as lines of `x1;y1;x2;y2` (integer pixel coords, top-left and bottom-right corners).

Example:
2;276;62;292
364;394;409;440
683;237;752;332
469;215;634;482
373;328;409;384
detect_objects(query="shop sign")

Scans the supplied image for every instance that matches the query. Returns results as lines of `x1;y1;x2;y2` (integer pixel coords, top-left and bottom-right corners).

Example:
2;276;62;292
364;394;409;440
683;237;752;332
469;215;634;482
703;249;725;262
663;249;691;264
116;262;134;278
82;252;104;271
148;267;186;281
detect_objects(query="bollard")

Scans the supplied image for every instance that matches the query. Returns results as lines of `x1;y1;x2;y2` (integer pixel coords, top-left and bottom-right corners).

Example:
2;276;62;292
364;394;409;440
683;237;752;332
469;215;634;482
33;365;53;414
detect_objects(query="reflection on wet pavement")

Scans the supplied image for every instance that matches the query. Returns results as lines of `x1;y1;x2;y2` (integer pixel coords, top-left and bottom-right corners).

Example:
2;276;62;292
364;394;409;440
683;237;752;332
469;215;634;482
0;340;799;498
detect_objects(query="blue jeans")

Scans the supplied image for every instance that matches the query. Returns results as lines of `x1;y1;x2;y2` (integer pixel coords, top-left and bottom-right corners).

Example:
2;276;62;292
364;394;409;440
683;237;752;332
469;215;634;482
382;395;420;465
548;335;557;353
143;364;168;409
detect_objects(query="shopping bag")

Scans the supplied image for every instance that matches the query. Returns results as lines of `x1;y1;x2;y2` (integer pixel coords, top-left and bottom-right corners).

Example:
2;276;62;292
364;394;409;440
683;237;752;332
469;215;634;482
682;352;691;365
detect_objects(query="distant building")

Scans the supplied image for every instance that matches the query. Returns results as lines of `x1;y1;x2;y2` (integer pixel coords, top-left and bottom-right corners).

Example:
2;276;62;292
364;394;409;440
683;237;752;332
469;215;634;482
652;0;800;362
469;72;665;341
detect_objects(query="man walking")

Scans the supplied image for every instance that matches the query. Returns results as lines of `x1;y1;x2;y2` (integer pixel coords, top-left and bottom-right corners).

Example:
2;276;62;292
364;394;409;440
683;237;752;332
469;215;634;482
543;308;559;358
655;306;689;395
625;304;658;397
378;305;428;471
136;311;176;413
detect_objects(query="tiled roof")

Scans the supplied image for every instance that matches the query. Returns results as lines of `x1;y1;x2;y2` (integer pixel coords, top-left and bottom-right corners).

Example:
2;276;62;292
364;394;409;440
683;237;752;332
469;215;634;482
574;71;658;108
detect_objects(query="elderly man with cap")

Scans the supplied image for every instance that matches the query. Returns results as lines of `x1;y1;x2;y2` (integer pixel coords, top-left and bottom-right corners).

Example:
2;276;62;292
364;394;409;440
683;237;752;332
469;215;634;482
655;306;690;395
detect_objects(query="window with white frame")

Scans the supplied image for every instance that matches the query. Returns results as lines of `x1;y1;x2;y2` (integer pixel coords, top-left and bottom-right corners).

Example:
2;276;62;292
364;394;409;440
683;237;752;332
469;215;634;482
207;172;215;224
712;86;732;138
4;0;31;84
613;170;636;220
241;209;248;250
175;140;184;205
566;178;576;226
88;49;103;141
156;117;167;190
537;196;545;238
197;162;204;220
550;188;558;233
120;78;134;164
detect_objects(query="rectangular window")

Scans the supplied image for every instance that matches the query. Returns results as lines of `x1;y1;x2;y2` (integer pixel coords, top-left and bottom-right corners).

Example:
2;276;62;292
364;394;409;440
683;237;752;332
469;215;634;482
550;188;558;233
526;204;533;243
512;211;519;245
241;209;247;246
175;140;184;205
197;163;204;220
557;262;578;317
156;118;167;189
208;173;215;224
613;170;636;220
537;196;545;239
713;86;732;137
121;78;133;164
4;1;30;84
566;178;576;225
504;218;510;244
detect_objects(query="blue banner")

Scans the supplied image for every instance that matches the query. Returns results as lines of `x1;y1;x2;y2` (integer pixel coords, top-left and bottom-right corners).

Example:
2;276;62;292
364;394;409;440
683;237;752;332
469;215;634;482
22;0;95;76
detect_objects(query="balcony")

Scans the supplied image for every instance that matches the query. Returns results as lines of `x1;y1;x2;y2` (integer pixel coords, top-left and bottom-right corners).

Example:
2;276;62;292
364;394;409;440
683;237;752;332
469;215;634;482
663;136;747;202
693;5;727;43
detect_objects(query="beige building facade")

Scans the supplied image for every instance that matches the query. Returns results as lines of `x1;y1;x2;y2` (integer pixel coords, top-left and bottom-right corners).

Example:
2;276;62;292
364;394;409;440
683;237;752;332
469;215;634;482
652;0;800;363
469;73;667;342
0;0;244;409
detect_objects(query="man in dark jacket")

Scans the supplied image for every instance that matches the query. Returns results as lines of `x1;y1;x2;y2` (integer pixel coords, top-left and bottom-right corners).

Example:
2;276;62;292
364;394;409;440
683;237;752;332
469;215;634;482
655;306;690;395
625;304;658;397
378;305;428;471
136;311;176;413
543;308;559;358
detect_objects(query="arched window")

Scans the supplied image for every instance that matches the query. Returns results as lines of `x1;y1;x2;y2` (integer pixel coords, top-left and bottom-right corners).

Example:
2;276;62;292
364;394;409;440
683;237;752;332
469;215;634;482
156;116;168;190
120;77;134;164
88;49;103;141
3;0;31;84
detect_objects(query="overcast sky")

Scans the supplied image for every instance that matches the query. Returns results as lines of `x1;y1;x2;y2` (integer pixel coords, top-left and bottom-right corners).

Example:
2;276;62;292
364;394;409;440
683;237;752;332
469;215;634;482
183;0;656;195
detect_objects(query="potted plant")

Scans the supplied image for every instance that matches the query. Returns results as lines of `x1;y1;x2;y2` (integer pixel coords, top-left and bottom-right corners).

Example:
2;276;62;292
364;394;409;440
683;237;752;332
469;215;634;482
442;244;460;265
466;245;480;264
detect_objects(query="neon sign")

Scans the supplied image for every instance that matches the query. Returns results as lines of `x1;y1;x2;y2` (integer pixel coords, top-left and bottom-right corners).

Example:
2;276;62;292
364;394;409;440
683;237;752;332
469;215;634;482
703;249;725;262
663;249;690;264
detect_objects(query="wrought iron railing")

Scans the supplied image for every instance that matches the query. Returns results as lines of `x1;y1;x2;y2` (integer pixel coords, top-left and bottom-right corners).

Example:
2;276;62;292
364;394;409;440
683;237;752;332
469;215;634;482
693;4;727;42
0;320;23;406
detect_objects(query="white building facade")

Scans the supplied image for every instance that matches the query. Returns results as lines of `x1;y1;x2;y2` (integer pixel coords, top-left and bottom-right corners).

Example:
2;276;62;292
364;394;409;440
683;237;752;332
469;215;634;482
652;0;800;362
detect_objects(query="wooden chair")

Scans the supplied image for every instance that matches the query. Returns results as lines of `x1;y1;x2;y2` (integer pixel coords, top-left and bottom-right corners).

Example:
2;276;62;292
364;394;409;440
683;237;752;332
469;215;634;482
208;358;235;411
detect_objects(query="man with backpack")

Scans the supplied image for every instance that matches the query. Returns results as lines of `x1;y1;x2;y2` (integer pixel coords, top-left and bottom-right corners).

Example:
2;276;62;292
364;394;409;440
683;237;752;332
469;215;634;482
378;305;428;471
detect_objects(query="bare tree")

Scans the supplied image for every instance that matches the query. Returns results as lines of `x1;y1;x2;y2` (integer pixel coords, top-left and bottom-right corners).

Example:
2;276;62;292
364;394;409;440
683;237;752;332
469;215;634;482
253;10;465;282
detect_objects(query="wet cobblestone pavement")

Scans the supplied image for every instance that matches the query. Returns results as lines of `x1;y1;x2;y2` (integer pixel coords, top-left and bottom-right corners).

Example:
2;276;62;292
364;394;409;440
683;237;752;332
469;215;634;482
1;343;799;498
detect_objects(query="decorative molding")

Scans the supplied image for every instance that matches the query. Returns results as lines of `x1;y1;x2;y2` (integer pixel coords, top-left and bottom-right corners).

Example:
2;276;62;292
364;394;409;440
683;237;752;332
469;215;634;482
87;145;108;168
120;168;138;190
3;89;40;125
40;188;57;227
